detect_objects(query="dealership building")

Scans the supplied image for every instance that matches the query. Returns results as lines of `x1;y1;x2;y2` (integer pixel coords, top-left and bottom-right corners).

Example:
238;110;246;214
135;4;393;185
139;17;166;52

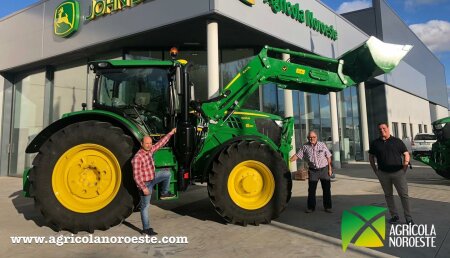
0;0;448;176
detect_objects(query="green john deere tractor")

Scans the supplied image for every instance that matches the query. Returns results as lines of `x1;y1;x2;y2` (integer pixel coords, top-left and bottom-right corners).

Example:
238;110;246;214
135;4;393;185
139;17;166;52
414;117;450;179
23;36;412;232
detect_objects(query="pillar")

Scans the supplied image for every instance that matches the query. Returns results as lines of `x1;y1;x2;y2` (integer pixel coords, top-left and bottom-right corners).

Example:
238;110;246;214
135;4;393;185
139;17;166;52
282;53;297;172
358;82;370;161
330;92;341;169
207;20;220;99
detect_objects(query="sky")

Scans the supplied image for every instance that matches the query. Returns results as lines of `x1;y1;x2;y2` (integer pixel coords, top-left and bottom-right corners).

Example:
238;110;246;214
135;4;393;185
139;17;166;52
320;0;450;106
1;0;449;105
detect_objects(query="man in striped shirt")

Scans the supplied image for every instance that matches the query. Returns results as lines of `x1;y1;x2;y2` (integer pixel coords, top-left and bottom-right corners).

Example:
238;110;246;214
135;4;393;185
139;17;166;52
290;130;333;213
132;128;176;235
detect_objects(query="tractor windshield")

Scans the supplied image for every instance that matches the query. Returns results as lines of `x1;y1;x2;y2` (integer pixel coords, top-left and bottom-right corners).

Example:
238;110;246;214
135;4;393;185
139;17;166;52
96;67;173;133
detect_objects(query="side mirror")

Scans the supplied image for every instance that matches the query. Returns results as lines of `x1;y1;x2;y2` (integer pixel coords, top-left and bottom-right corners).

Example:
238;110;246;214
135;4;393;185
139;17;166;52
81;103;87;111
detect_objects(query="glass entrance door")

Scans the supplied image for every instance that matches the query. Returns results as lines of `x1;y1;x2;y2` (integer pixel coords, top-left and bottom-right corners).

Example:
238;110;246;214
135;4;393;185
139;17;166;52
8;71;45;176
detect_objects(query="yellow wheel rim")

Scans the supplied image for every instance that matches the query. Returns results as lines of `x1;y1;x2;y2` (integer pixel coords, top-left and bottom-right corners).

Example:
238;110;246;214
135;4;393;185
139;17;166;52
227;160;275;210
52;144;121;213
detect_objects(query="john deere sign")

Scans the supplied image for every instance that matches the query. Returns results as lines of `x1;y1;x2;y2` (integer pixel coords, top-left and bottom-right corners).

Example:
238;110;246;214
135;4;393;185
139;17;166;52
85;0;144;21
258;0;338;41
54;0;80;37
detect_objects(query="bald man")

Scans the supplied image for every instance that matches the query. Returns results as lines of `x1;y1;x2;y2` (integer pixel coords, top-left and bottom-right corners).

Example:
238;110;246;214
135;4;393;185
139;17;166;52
132;128;176;235
291;130;333;213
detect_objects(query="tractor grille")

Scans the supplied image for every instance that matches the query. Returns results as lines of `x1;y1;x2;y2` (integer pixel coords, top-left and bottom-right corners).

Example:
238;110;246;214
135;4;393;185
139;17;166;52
255;118;282;146
227;117;243;129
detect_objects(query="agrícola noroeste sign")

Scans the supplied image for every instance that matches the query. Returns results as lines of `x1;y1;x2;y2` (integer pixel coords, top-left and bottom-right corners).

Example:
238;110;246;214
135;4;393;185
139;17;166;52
241;0;338;41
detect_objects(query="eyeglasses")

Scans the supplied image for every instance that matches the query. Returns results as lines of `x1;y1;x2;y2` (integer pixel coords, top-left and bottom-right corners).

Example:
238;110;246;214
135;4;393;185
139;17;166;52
308;136;317;139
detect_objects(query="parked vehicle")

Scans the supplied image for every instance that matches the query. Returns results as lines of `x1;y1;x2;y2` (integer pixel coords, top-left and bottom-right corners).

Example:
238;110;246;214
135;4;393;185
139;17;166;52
415;119;450;179
411;133;436;157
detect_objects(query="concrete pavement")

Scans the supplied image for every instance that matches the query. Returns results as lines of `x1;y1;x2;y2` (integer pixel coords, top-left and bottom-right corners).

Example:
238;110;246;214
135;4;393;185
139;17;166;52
1;161;449;258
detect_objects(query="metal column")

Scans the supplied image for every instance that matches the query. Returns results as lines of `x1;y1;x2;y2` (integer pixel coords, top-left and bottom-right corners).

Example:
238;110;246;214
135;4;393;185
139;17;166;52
207;20;220;99
358;82;370;161
330;92;341;169
282;53;297;172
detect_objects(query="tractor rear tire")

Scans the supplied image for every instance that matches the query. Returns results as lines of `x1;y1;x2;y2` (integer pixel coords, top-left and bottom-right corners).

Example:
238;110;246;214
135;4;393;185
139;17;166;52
207;141;292;225
29;121;135;233
435;169;450;179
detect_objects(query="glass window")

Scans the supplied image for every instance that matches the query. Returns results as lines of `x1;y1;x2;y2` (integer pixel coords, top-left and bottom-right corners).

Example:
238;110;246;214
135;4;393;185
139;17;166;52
174;51;208;101
53;63;87;121
97;67;171;133
299;91;308;144
338;88;354;160
351;87;362;160
418;124;423;133
319;94;331;140
402;123;408;139
309;93;320;132
337;87;362;161
262;83;278;115
125;50;163;60
277;88;285;117
220;49;256;109
292;91;302;149
424;125;428;133
10;71;46;176
392;122;399;137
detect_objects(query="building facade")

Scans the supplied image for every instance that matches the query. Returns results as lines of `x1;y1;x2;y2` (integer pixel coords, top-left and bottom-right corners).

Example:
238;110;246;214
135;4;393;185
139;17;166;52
0;0;447;177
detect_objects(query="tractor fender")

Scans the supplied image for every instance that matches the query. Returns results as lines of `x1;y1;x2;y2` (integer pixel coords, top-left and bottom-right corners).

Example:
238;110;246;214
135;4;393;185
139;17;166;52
198;135;279;183
25;110;143;153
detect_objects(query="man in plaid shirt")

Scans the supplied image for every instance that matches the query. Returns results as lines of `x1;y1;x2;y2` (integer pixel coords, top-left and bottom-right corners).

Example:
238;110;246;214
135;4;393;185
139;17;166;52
290;130;333;213
132;128;176;236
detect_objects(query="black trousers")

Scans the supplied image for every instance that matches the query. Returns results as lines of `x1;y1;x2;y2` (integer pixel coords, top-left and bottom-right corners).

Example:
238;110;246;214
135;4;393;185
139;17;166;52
307;166;332;210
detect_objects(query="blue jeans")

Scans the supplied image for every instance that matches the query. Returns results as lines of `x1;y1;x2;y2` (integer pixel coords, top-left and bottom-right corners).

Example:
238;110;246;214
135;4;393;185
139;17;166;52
140;169;172;230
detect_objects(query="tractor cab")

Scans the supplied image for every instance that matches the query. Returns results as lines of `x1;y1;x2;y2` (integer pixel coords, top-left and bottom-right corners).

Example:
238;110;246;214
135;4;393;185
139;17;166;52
89;60;183;135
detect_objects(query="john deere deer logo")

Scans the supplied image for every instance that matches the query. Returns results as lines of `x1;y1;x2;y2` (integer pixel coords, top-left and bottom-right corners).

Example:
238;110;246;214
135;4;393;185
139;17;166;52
54;0;80;37
239;0;255;6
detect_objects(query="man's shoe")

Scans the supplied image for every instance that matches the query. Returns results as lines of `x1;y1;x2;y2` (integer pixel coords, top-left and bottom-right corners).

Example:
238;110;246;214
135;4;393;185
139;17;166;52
305;208;314;213
388;216;400;224
406;219;414;225
143;228;158;236
160;192;176;200
324;208;333;213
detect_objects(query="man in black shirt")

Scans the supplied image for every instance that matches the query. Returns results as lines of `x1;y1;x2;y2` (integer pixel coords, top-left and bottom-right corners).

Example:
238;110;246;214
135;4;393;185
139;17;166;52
369;122;413;224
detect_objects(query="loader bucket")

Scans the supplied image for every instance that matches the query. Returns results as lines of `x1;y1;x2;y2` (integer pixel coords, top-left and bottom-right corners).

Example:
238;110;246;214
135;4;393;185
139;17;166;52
339;36;412;84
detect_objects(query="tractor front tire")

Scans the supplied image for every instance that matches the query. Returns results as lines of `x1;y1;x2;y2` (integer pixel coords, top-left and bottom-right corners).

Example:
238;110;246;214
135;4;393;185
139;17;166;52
29;121;135;233
208;141;292;225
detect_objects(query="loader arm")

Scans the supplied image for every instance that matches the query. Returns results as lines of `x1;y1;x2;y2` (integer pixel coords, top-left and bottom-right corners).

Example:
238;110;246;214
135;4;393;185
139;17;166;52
199;36;412;123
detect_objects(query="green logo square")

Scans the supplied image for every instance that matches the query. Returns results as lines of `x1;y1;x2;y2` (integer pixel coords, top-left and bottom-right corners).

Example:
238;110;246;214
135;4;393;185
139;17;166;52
54;0;80;38
341;206;387;252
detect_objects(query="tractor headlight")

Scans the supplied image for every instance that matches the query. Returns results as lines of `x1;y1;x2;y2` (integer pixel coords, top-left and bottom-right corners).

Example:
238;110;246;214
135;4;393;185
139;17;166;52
434;123;445;130
97;62;109;68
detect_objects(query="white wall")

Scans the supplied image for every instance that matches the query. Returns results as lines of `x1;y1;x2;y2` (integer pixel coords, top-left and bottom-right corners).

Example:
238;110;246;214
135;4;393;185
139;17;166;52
0;76;4;130
429;103;448;136
385;85;431;139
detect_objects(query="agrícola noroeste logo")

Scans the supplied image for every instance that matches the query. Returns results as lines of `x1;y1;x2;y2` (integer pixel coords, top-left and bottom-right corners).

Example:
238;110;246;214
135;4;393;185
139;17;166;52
54;0;80;37
341;206;386;252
